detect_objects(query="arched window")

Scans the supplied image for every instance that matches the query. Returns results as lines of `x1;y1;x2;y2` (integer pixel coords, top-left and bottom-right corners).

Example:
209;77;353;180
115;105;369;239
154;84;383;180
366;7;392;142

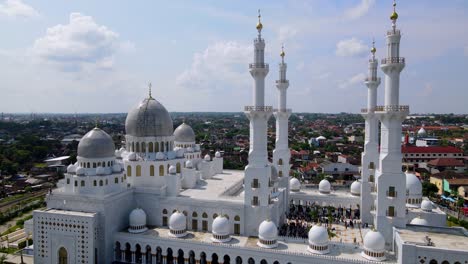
192;212;198;217
99;180;103;186
132;142;135;152
93;180;97;186
149;142;154;153
279;171;283;177
115;177;118;184
234;215;240;221
66;178;70;184
278;159;283;165
80;180;85;187
136;165;141;177
429;260;438;264
98;162;101;167
93;162;96;168
213;213;218;219
155;142;159;152
142;142;146;153
441;262;449;264
161;142;165;152
58;247;68;264
136;142;140;152
159;165;164;176
202;212;208;218
127;166;132;177
166;142;169;151
176;163;181;173
87;162;90;168
150;165;155;176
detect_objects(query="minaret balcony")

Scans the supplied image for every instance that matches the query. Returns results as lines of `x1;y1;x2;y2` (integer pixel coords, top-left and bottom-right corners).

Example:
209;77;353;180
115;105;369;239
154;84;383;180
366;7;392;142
374;105;409;113
254;38;265;43
273;108;292;113
386;29;401;36
249;63;269;70
364;77;380;82
381;57;405;65
244;106;273;112
275;80;289;85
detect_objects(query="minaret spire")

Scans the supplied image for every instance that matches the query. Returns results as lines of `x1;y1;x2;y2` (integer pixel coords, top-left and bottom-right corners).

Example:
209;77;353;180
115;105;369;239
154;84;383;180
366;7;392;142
148;82;153;99
273;44;291;214
256;9;263;37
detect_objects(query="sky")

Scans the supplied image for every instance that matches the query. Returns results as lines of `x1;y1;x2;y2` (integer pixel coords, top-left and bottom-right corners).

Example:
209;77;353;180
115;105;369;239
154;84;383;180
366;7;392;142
0;0;467;114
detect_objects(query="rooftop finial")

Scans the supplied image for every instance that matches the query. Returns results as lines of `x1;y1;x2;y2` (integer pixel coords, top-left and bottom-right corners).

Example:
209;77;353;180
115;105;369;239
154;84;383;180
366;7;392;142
256;9;263;33
95;117;99;128
390;0;398;21
370;38;376;59
148;82;153;99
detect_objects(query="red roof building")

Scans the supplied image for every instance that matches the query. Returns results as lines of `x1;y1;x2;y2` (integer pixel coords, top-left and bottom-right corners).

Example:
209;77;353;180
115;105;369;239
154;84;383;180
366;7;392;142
402;146;464;166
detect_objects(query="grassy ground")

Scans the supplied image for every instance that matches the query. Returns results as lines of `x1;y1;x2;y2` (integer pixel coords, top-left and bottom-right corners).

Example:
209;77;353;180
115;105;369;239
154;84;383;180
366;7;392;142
0;194;26;204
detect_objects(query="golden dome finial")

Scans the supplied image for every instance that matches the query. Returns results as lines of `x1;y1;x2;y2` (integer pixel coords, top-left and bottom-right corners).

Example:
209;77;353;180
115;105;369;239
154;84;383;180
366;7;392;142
256;9;263;31
370;38;376;54
390;0;398;20
280;44;285;58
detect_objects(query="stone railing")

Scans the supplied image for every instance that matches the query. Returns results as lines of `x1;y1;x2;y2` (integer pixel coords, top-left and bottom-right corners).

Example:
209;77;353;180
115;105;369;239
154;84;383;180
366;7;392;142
275;80;289;84
244;106;273;112
249;63;269;70
387;29;401;36
381;57;405;65
374;105;409;112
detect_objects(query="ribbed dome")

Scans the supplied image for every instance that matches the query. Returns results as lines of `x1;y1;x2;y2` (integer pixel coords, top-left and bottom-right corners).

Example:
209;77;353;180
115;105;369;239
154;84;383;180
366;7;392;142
125;97;173;137
421;200;433;212
289;178;301;192
406;172;422;197
363;230;385;252
169;211;187;237
308;225;329;246
128;208;147;233
319;179;331;194
410;217;429;226
350;180;361;196
212;216;230;236
174;122;195;142
78;128;115;159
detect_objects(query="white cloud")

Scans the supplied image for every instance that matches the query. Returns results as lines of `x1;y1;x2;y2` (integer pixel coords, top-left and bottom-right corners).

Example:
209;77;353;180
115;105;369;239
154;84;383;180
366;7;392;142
278;26;298;43
344;0;375;20
176;41;251;90
339;73;365;89
335;38;368;57
32;13;124;71
0;0;38;18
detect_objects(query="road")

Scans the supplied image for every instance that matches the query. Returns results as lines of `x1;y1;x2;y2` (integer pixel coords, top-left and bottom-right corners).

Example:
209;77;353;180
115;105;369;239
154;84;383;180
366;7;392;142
0;190;47;213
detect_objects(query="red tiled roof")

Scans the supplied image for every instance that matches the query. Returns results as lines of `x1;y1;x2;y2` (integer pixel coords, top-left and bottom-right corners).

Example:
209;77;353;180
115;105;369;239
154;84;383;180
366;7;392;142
427;158;464;167
431;171;468;180
402;146;463;154
446;178;468;186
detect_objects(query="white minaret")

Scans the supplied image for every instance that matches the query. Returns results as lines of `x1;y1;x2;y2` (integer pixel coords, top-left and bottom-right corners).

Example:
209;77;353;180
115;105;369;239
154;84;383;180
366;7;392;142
360;40;381;225
243;11;275;235
374;1;409;246
273;45;291;215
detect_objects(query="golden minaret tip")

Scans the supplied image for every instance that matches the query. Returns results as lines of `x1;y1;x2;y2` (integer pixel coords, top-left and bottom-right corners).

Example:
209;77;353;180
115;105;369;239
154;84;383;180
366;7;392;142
256;9;263;31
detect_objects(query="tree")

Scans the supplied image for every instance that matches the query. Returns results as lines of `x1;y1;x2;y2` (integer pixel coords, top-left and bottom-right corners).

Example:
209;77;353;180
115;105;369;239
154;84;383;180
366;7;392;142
422;182;439;197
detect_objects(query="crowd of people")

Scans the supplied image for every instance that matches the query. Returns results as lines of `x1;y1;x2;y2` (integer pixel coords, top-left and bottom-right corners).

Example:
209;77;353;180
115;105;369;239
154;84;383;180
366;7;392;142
279;203;362;238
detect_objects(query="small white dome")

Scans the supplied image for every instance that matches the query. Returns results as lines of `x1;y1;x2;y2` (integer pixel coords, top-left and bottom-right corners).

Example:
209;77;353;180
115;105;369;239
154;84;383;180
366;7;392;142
185;160;193;168
421;200;433;212
96;166;106;175
316;136;326;141
128;208;147;233
319;179;331;194
119;147;126;152
289;178;301;192
128;152;137;161
168;165;177;174
215;151;221;158
174;122;196;143
417;126;427;136
363;230;385;253
258;220;277;241
410;217;429;226
212;215;230;235
350;180;361;196
176;148;185;158
76;166;85;176
308;224;329;246
112;163;121;173
204;154;211;161
115;149;122;158
406;172;422;198
67;164;77;174
155;152;165;160
169;211;187;237
167;151;176;159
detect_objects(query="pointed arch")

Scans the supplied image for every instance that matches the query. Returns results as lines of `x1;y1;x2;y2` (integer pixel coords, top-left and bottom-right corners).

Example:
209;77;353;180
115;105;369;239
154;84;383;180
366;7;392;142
278;159;283;165
150;165;155;176
127;165;132;177
149;142;154;152
136;165;142;177
176;162;181;173
155;142;159;152
58;247;68;264
159;165;164;176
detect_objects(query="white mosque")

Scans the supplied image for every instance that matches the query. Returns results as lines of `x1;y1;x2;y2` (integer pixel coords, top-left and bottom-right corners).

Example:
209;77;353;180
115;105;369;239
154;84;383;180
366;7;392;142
27;2;468;264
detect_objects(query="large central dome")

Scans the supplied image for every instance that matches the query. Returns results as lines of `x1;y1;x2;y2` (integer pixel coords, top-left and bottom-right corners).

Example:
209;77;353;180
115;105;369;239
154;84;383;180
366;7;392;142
125;96;174;137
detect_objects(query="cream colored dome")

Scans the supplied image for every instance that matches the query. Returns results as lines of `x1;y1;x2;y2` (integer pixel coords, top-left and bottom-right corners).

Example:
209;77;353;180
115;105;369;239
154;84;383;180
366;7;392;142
128;208;148;233
78;128;115;159
350;180;361;196
289;178;301;192
174;122;195;142
125;97;173;137
319;179;331;194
